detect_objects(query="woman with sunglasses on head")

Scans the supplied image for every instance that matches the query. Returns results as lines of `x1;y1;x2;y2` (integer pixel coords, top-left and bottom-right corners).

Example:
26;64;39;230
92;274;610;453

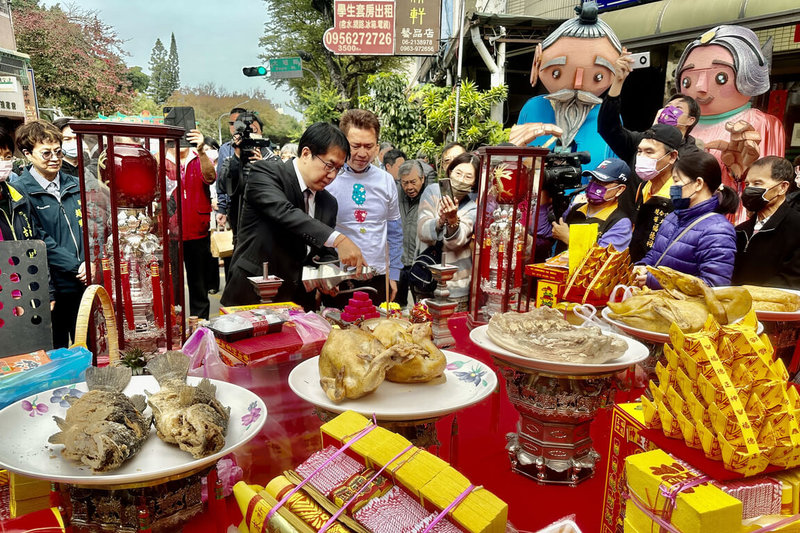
632;150;738;289
13;119;86;348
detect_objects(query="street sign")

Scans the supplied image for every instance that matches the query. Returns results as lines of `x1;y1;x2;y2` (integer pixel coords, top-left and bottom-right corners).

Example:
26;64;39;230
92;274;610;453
269;57;303;79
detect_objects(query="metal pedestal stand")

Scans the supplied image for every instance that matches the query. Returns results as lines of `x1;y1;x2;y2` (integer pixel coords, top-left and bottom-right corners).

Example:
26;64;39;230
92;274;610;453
426;263;459;348
248;262;284;303
59;465;212;533
494;358;625;486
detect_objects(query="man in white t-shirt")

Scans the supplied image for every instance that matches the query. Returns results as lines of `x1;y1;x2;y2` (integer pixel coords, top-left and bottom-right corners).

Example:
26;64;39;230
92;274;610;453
326;109;403;304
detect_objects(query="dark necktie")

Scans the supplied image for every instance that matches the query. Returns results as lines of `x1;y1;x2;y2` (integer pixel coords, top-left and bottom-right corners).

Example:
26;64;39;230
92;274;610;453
303;188;312;214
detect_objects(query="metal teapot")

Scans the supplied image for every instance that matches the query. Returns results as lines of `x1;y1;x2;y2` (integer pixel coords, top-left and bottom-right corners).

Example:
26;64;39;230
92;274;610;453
302;259;376;292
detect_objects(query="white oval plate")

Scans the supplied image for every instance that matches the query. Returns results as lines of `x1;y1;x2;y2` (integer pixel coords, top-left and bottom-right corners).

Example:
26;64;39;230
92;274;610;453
601;306;765;344
469;324;648;374
288;350;496;421
0;376;267;485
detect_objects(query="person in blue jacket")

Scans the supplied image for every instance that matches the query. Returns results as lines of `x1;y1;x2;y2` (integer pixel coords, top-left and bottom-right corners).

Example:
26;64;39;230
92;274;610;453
509;1;622;170
13;120;85;348
634;151;739;289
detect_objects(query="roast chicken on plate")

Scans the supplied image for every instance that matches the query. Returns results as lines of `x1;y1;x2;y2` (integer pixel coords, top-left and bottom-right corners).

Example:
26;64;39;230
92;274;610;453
318;319;447;403
365;319;447;383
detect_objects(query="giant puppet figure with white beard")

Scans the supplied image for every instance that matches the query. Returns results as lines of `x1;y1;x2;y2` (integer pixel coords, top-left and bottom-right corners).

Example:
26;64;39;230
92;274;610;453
676;25;784;225
510;1;621;170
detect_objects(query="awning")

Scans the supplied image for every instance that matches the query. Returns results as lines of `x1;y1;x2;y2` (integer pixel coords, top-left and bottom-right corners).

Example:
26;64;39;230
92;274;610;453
601;0;800;48
0;47;32;87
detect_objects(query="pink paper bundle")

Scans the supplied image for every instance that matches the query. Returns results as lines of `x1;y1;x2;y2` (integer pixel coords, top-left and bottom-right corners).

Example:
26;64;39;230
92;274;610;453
411;515;462;533
295;445;363;497
354;486;431;532
354;486;463;533
716;477;782;519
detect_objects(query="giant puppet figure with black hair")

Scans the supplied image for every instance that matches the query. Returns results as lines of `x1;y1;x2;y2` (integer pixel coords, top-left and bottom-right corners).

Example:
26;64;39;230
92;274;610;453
510;1;622;169
676;25;784;224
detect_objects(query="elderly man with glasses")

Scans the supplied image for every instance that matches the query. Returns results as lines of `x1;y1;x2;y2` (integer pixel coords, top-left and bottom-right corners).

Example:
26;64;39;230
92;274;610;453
14;119;86;348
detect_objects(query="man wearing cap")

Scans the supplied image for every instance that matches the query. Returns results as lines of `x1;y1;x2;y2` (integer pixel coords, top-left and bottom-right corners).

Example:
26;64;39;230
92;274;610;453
552;158;632;253
628;124;682;261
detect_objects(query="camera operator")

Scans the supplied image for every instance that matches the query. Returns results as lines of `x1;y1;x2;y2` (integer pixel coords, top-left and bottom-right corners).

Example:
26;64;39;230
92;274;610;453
217;111;278;239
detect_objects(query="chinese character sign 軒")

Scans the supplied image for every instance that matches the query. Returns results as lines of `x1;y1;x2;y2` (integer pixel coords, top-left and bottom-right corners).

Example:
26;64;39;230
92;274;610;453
394;0;440;55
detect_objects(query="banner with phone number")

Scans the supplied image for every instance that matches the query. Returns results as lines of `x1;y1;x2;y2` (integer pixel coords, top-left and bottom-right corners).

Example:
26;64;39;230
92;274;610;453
323;0;395;55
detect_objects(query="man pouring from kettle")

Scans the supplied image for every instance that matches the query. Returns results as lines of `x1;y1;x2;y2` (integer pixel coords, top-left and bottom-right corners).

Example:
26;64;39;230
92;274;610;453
221;122;365;311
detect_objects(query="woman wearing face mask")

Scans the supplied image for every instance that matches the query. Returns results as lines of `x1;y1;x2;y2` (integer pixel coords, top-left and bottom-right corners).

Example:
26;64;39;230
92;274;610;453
553;158;632;254
732;156;800;288
417;152;479;309
0;126;41;243
633;150;738;288
53;118;110;288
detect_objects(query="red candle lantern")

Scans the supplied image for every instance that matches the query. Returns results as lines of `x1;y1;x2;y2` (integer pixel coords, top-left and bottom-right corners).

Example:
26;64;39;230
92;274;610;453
69;121;187;353
100;143;159;207
467;146;548;328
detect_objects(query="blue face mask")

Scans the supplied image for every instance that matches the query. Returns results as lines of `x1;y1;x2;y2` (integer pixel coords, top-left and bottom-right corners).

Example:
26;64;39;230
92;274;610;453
669;183;692;210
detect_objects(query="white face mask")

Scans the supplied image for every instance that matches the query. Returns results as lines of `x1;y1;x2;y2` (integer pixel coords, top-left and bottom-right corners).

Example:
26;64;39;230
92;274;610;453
204;149;219;162
634;153;669;182
795;170;800;189
62;141;78;159
0;160;12;182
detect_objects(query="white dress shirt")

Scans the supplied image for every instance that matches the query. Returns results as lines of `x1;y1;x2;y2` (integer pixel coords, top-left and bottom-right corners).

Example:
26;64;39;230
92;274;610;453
292;159;340;247
30;168;61;201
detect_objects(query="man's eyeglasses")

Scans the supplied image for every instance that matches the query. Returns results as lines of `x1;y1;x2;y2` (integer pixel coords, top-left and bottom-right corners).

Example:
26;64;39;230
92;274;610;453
314;154;343;174
228;121;236;125
33;149;64;160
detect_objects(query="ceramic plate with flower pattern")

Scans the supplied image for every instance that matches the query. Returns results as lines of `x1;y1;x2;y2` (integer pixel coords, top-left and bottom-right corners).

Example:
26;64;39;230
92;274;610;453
0;376;266;485
288;350;497;420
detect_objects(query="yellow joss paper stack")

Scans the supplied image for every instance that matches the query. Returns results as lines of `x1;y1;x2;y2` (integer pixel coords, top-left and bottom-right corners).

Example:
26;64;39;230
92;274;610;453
562;244;632;304
392;450;449;498
641;310;800;476
624;449;742;533
421;467;507;533
320;411;508;533
9;472;51;518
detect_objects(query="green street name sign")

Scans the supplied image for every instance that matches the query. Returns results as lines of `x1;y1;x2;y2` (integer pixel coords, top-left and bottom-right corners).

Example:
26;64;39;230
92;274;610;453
269;57;303;79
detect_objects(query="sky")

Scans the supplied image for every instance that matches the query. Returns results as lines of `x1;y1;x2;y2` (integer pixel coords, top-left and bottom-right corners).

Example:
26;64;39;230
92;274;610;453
40;0;301;117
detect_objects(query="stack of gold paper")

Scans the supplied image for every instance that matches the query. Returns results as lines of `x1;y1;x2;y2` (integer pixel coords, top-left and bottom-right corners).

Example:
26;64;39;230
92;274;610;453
562;245;632;305
641;310;800;476
321;411;507;533
9;472;51;518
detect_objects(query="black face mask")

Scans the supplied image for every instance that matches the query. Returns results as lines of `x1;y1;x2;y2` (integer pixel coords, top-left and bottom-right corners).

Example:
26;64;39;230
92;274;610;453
741;183;781;213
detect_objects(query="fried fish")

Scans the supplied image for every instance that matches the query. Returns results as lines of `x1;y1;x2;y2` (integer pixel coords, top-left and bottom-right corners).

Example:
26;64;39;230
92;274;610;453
48;366;151;472
145;352;230;458
742;285;800;312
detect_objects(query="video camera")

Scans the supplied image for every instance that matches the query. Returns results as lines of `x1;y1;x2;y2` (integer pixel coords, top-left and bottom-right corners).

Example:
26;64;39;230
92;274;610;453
543;150;591;221
232;111;271;161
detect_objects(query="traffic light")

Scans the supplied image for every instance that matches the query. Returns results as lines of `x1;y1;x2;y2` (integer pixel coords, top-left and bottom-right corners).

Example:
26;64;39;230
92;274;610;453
242;66;268;77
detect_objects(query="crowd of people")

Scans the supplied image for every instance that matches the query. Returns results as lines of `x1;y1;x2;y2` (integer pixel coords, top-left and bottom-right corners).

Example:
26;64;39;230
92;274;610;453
3;83;800;349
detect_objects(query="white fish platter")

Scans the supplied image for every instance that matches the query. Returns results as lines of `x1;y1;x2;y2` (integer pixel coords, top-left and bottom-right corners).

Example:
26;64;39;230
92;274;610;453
0;376;267;485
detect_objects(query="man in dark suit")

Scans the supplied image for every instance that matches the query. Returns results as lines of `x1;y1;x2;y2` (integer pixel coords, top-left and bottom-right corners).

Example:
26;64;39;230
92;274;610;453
221;122;365;310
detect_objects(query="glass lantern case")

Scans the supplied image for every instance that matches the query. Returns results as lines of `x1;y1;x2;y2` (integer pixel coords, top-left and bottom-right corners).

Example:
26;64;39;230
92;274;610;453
467;145;549;328
69;120;187;353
